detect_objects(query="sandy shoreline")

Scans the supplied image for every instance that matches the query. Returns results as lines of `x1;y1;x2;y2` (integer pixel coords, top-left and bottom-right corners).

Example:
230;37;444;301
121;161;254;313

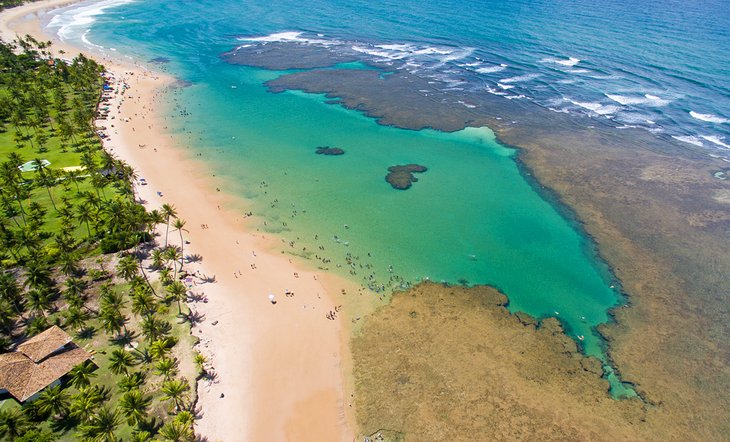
0;1;356;440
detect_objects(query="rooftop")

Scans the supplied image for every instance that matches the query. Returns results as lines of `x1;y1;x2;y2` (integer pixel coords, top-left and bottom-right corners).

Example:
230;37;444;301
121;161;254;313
0;327;92;402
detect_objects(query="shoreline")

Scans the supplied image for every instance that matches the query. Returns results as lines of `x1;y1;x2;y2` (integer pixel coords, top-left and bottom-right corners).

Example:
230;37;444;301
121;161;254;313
0;2;357;440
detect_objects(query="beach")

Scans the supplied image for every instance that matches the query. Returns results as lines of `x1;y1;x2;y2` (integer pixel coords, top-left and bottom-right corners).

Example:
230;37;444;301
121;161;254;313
0;1;356;440
2;0;730;440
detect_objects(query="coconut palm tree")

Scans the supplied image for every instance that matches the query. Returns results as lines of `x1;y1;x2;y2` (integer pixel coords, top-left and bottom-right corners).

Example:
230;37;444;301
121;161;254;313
70;386;105;423
164;247;182;279
194;353;207;375
173;218;187;269
0;271;23;315
140;314;171;343
78;406;121;442
64;307;90;335
76;202;94;239
149;248;165;271
154;357;178;381
118;372;146;393
99;306;128;340
35;385;70;419
22;261;53;290
148;338;173;361
166;280;187;316
108;348;135;375
161;379;189;413
131;290;157;318
0;408;29;441
158;420;193;442
116;255;139;282
161;204;177;248
118;389;151;428
68;361;97;389
32;158;57;211
25;289;52;318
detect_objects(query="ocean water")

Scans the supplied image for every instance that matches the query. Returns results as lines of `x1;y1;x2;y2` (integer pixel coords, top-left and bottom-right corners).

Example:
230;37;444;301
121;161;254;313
43;0;730;397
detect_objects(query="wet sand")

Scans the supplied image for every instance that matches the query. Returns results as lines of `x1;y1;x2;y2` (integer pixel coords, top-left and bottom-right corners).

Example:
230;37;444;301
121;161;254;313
0;2;357;440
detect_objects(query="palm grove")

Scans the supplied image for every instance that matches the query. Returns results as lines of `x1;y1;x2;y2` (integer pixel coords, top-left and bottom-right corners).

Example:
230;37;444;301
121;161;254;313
0;37;205;441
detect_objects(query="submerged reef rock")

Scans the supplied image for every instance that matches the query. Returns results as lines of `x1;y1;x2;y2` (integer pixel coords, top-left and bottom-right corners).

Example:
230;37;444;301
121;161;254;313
221;42;357;70
385;164;427;190
315;146;345;156
352;282;652;441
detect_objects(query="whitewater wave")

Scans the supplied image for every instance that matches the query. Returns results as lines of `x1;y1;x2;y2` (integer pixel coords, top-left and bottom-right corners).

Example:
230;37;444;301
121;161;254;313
474;64;507;74
499;73;541;84
605;93;670;106
47;0;136;44
569;99;620;115
672;135;704;147
701;135;730;149
540;56;581;67
689;111;729;124
239;31;339;46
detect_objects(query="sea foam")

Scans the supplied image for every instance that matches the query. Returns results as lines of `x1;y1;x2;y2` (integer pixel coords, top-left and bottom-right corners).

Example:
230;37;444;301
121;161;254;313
47;0;136;44
689;111;729;124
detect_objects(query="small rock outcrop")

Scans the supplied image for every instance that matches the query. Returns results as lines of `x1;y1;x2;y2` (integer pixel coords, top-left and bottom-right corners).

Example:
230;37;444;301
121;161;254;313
315;146;345;156
385;164;427;190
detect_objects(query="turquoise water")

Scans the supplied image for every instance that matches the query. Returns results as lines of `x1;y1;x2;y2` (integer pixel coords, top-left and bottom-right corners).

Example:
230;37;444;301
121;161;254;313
162;65;632;396
41;0;730;397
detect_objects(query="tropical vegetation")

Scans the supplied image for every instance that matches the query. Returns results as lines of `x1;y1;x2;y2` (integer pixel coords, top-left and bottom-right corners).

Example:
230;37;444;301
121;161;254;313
0;36;202;441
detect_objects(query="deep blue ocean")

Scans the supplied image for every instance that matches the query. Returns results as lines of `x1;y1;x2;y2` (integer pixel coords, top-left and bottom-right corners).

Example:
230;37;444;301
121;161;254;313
50;0;730;155
42;0;730;397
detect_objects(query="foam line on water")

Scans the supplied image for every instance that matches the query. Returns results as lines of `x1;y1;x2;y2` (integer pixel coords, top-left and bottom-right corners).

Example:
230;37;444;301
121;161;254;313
47;0;136;44
689;111;729;124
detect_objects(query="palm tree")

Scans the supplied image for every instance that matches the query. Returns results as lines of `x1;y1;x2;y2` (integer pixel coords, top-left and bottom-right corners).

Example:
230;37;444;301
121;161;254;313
131;430;153;442
148;338;173;361
173;218;187;270
166;280;187;315
32;158;57;210
194;352;207;375
116;255;139;281
26;289;52;318
35;385;70;419
76;202;94;238
154;357;178;381
164;247;182;279
70;387;104;423
108;348;135;375
79;406;121;442
161;204;177;248
64;306;90;334
118;389;151;428
0;408;29;441
158;420;193;442
0;271;23;315
161;379;189;413
130;289;156;317
141;314;171;342
68;361;97;389
150;248;165;270
118;372;146;393
99;306;128;340
22;261;53;290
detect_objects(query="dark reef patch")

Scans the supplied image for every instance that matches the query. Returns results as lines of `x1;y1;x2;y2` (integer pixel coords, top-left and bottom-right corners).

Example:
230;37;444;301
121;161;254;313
221;42;357;70
315;146;345;156
385;164;427;190
150;56;171;64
